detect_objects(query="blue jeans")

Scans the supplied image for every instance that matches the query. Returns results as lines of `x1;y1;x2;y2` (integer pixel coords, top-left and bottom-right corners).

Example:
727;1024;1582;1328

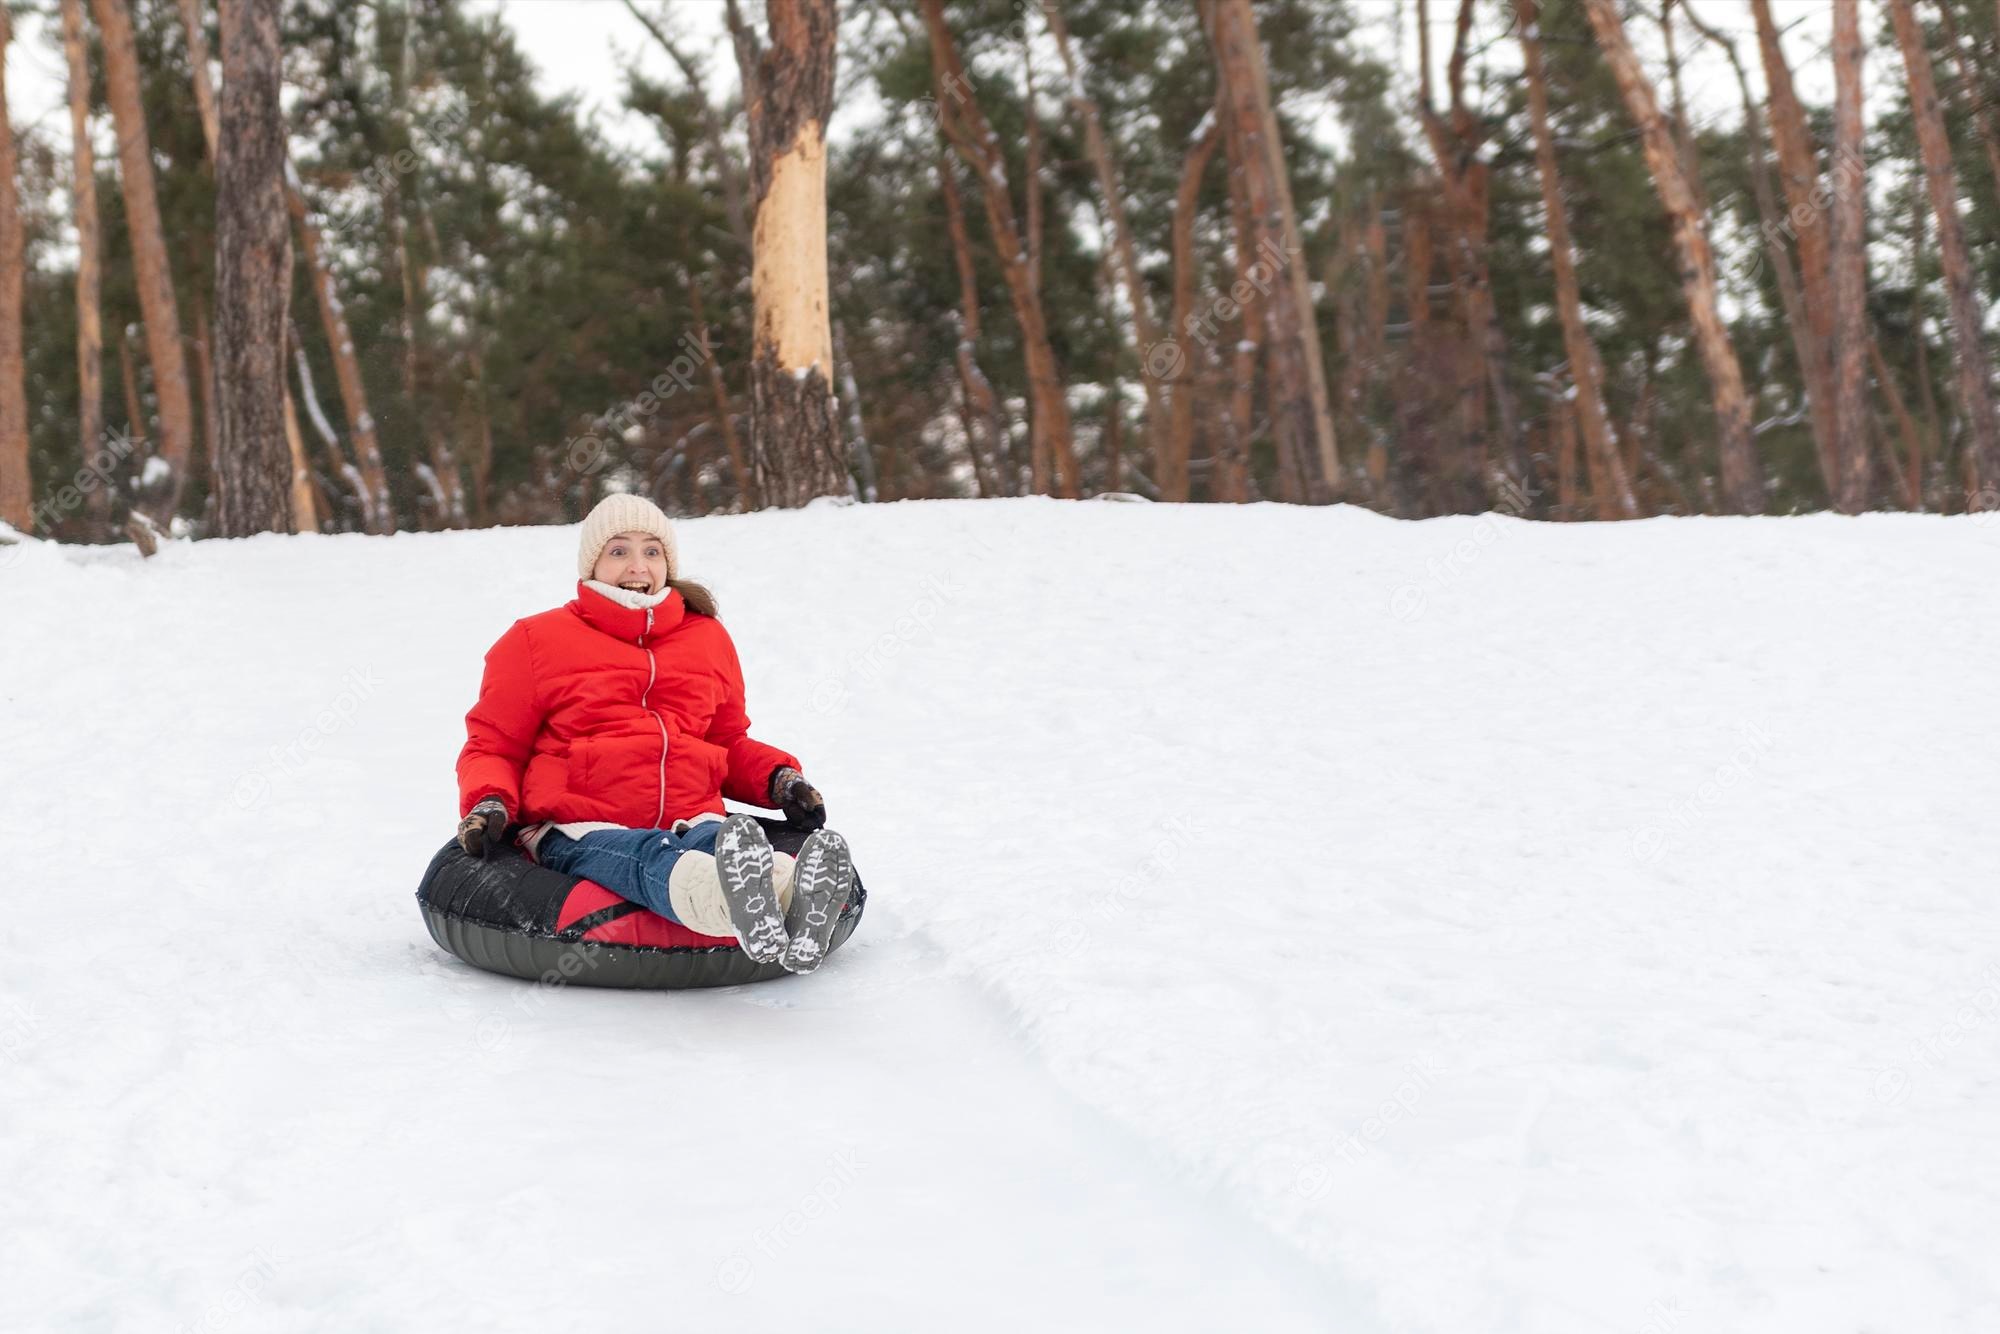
536;822;724;925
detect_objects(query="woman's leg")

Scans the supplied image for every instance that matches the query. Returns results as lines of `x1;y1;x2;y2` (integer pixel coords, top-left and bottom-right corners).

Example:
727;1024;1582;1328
536;822;795;932
536;827;703;923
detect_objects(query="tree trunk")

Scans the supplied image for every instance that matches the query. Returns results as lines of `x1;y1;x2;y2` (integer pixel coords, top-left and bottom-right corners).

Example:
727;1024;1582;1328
0;10;31;530
918;0;1080;498
183;0;320;532
937;145;1006;498
1583;0;1762;514
287;177;393;532
728;0;848;508
1515;0;1638;520
1888;0;2000;502
61;0;108;529
178;0;220;159
93;0;198;521
1748;0;1842;500
1830;0;1871;512
1418;0;1526;499
1220;146;1263;505
1166;108;1223;502
687;273;755;509
191;297;221;481
834;322;878;503
213;0;293;536
1934;0;2000;206
1204;0;1339;503
1043;0;1171;481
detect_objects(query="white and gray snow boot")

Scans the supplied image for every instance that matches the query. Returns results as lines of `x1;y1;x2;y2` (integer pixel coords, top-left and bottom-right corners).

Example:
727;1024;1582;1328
779;829;854;975
709;815;791;964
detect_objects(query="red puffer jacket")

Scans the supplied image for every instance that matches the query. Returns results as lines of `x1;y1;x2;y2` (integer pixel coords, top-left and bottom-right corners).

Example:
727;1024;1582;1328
456;581;800;829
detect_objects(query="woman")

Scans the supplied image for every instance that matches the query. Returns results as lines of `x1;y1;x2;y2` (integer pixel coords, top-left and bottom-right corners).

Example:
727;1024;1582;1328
453;493;852;975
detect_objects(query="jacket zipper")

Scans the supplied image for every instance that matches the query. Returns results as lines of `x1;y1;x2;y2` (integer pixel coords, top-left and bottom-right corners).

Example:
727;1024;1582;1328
640;609;668;826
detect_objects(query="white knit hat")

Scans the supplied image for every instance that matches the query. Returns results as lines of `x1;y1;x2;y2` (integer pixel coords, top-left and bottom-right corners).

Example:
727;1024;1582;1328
576;493;678;580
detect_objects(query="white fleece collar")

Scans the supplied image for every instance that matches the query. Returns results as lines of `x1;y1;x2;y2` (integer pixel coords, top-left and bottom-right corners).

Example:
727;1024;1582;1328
581;578;672;610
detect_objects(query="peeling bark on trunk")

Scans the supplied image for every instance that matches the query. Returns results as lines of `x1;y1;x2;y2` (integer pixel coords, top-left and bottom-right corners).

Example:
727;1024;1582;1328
1889;0;2000;502
0;10;32;530
1830;0;1871;512
1166;109;1223;502
93;0;198;521
213;0;293;536
1515;0;1638;520
61;0;107;527
1205;0;1339;503
918;0;1080;498
729;0;849;508
1584;0;1762;514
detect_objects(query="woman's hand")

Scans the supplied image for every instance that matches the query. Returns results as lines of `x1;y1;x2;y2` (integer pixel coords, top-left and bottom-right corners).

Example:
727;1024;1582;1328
458;797;510;857
769;766;826;830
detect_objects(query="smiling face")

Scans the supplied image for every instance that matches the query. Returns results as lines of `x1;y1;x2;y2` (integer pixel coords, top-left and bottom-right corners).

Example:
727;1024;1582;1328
592;530;670;596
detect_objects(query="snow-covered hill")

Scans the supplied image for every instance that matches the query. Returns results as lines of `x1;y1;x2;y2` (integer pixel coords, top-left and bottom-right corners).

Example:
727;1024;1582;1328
3;498;1997;1332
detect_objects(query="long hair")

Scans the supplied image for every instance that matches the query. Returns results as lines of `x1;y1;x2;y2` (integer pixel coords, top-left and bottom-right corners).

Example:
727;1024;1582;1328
670;576;718;618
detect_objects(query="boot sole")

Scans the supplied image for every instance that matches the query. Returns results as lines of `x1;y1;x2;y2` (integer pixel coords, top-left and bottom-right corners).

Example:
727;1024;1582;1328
713;815;789;964
781;830;853;974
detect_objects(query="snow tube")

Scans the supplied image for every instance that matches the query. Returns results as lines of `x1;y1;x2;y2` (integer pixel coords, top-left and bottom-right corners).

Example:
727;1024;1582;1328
416;816;866;988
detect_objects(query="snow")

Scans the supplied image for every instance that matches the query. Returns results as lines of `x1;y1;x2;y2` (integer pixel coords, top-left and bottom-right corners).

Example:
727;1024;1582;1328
3;500;1999;1331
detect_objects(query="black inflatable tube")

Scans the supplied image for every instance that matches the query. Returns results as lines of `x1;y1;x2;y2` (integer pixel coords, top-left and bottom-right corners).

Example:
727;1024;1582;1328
416;817;866;988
